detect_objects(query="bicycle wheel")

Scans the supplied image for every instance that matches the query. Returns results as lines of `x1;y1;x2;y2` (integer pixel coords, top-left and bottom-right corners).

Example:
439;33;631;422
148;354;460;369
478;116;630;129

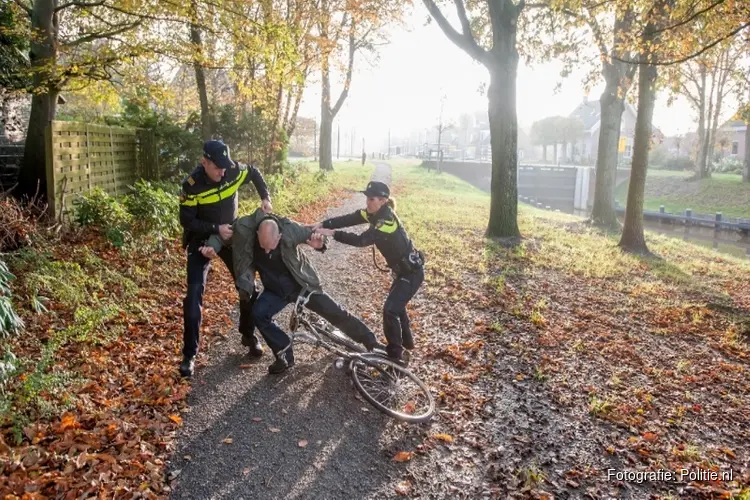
350;354;435;423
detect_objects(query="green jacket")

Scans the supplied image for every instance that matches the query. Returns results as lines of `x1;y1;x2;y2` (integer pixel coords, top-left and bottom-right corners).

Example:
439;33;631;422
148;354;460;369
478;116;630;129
205;208;327;296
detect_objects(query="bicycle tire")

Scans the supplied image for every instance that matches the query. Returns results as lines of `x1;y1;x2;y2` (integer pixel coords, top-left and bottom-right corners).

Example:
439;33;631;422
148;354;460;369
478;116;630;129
350;354;435;423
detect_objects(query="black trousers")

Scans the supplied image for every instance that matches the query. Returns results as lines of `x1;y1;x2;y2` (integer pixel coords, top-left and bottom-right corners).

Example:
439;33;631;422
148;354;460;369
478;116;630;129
252;289;377;356
383;266;424;359
183;246;258;358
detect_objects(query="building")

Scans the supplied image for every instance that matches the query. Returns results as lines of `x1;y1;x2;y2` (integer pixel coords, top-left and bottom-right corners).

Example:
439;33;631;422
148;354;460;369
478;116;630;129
564;98;665;166
715;118;747;163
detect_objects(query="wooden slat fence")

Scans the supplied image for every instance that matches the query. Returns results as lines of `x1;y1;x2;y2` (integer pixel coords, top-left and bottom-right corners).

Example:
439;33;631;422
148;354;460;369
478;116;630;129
45;121;158;220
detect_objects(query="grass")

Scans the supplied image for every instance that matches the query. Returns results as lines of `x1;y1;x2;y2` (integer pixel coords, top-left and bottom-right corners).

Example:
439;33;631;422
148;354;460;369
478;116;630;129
615;169;750;219
240;160;374;216
392;163;750;286
390;162;750;494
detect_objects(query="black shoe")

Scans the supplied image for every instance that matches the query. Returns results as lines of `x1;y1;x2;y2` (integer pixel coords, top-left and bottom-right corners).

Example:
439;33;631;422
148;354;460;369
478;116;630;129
367;341;387;353
268;351;295;374
403;338;415;350
388;351;410;367
242;335;264;358
179;356;195;377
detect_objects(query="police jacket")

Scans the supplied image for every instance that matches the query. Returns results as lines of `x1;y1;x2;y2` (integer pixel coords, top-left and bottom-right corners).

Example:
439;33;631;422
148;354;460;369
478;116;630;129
322;205;420;274
179;162;269;248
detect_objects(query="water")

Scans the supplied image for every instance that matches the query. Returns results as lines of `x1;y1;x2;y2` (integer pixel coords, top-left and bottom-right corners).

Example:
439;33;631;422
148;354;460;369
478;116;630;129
548;207;750;260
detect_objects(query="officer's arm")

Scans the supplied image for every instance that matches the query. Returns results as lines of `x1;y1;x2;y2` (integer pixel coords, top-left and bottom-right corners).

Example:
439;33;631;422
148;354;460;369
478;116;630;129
322;210;367;230
333;227;376;247
281;218;313;247
180;191;219;234
243;163;271;202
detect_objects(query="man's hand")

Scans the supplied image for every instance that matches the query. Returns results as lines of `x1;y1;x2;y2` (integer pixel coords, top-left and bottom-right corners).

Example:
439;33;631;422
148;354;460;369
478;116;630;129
315;227;335;237
218;224;233;241
306;233;326;249
199;246;217;259
261;198;273;213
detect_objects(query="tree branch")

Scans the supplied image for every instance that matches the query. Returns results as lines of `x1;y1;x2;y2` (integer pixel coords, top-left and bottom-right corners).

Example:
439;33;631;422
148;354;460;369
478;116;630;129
454;0;472;38
611;22;750;66
585;13;609;57
55;0;106;12
422;0;487;65
11;0;31;16
650;0;727;36
331;28;355;117
62;21;142;47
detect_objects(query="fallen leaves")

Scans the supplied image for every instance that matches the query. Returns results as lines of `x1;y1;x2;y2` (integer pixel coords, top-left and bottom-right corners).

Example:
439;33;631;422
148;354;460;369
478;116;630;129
57;414;81;433
269;427;281;433
432;433;454;443
394;480;412;496
298;440;308;448
393;451;414;462
222;438;233;445
168;414;183;425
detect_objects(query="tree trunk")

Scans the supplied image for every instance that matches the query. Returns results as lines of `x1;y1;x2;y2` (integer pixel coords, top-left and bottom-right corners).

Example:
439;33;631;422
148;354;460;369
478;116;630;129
590;65;627;230
190;0;211;141
553;143;558;164
18;0;57;201
744;107;750;183
542;144;547;162
743;83;750;182
695;65;707;178
319;105;333;172
485;56;521;241
619;61;658;255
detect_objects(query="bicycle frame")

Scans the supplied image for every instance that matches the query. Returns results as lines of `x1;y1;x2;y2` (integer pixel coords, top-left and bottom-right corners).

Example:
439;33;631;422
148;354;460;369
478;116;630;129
281;290;391;372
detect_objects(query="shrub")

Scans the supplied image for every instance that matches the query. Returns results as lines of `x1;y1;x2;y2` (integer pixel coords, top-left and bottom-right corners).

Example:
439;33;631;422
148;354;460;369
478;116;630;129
663;156;695;171
123;179;180;239
0;259;23;338
72;188;132;247
0;195;39;252
712;156;744;174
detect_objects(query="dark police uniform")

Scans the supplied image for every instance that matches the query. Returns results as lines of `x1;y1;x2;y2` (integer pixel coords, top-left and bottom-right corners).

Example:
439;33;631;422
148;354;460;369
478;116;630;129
179;146;270;362
321;181;424;361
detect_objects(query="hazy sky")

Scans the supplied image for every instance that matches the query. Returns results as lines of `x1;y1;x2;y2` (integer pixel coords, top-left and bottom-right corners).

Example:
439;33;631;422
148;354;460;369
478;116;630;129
297;3;713;151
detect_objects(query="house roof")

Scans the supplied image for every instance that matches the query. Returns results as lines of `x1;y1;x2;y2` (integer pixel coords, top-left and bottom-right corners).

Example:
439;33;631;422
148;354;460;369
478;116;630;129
569;99;601;132
719;119;747;131
569;98;663;137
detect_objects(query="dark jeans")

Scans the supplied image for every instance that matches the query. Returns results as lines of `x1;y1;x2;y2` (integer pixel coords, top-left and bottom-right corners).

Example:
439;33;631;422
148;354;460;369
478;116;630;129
252;289;377;356
183;246;258;358
384;266;424;359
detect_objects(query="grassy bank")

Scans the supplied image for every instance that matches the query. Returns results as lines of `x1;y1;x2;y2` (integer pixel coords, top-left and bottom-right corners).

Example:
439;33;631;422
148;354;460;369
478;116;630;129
615;170;750;219
0;161;372;497
392;164;750;498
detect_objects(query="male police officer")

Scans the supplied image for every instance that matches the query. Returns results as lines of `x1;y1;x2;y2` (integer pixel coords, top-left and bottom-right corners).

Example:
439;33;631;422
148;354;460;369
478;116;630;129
179;140;272;377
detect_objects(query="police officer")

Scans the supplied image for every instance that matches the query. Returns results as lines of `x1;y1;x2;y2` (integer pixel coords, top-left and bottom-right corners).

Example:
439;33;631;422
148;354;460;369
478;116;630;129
179;140;272;377
312;181;425;365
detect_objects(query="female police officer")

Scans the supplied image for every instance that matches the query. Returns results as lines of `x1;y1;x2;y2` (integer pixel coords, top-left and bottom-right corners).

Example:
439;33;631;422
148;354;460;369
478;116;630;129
312;181;424;364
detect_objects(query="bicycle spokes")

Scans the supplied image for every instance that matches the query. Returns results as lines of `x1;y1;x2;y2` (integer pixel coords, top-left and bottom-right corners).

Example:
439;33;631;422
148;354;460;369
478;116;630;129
351;358;434;422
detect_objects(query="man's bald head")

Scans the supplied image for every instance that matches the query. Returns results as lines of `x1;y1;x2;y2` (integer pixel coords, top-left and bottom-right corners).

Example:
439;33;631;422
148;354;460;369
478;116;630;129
258;219;281;253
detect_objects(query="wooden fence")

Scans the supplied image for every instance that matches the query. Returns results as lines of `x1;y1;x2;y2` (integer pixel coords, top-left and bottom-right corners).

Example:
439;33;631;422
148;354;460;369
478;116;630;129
45;121;158;220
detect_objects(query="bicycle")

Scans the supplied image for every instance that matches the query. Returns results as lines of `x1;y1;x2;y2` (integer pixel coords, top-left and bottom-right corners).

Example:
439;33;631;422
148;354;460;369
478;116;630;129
282;289;435;423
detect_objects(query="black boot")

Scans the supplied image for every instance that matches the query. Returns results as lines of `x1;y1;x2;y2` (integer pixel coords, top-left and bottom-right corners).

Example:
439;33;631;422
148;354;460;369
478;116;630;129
366;341;387;354
179;356;195;377
242;334;264;358
268;349;295;374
